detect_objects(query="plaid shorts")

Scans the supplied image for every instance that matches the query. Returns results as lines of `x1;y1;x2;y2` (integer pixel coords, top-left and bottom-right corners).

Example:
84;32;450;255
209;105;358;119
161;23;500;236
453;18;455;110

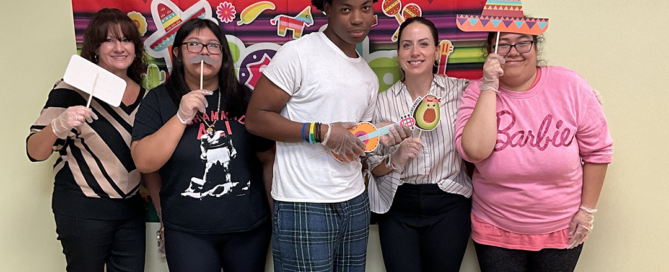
272;191;370;272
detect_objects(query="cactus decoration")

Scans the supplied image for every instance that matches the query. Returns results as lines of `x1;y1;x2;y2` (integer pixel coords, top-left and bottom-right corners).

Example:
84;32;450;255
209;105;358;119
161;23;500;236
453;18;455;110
142;64;167;90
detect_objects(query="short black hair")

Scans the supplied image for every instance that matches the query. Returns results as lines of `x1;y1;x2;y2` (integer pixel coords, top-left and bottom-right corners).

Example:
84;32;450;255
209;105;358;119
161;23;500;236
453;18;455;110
312;0;379;11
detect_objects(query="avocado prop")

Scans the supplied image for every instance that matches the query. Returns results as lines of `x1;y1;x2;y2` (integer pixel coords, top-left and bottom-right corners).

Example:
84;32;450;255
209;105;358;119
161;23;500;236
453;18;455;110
411;95;441;131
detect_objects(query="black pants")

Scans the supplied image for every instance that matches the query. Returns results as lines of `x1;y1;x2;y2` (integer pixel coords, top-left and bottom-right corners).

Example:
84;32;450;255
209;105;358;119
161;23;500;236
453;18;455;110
54;213;145;272
164;219;271;272
475;242;584;272
378;184;472;272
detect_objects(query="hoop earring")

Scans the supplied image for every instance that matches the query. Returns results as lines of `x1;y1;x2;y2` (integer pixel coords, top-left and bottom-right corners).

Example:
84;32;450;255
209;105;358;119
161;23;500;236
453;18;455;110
434;61;439;67
322;11;327;15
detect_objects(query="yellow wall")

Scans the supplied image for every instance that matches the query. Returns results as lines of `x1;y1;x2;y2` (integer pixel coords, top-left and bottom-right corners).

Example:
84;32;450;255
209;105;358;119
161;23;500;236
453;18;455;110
1;0;667;271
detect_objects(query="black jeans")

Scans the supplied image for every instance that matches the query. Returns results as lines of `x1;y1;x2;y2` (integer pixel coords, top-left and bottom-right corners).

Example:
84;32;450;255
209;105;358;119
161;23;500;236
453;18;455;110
378;184;472;272
54;213;145;272
164;219;271;272
475;242;584;272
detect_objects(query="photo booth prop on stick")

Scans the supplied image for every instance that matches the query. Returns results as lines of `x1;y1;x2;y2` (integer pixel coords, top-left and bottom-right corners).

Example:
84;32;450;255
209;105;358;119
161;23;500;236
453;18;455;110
63;55;127;107
456;0;548;54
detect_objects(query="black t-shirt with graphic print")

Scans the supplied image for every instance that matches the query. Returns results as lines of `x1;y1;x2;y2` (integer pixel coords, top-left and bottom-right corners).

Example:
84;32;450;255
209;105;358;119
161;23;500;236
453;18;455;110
132;85;274;234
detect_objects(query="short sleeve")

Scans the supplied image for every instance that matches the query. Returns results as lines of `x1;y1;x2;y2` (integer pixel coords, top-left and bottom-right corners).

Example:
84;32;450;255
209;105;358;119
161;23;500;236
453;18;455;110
132;88;165;142
361;86;378;123
262;42;302;96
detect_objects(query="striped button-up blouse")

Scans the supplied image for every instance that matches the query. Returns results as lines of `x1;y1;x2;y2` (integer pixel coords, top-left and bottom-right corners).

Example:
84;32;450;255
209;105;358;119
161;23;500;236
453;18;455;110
366;75;473;214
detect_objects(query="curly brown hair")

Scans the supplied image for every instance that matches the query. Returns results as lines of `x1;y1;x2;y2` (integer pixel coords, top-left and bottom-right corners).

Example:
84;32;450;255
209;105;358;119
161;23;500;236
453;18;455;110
80;8;146;84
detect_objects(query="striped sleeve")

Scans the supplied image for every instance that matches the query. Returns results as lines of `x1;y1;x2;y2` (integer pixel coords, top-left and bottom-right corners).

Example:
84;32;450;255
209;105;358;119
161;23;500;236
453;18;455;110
28;86;88;158
28;83;145;200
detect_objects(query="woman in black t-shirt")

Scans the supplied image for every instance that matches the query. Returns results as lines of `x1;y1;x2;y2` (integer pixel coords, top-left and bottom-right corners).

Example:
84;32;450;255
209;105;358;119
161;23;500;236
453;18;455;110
131;18;274;272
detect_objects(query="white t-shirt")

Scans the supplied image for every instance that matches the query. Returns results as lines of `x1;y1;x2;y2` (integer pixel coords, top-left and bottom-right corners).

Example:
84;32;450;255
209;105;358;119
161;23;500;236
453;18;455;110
263;31;378;203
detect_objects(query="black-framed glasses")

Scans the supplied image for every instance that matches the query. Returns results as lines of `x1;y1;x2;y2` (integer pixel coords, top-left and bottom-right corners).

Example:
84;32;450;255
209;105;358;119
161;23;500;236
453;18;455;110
182;41;222;55
493;41;534;56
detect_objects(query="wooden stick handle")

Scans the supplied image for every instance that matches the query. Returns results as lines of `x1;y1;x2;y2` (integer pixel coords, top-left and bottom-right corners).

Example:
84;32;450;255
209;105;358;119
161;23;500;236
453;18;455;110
86;73;99;108
200;60;204;90
494;31;500;55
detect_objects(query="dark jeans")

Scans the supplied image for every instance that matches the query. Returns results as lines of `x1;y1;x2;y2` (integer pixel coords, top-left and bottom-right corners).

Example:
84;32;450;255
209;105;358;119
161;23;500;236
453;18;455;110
54;213;145;272
475;242;584;272
378;184;472;272
164;219;271;272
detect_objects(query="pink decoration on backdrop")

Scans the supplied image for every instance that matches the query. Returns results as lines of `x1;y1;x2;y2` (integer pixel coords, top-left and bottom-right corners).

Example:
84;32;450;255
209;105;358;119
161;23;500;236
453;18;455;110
216;2;236;23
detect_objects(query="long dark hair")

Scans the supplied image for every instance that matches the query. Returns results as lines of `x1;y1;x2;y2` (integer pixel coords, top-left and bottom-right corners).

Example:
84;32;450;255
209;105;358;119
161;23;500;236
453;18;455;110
165;18;249;118
397;17;440;74
80;8;146;84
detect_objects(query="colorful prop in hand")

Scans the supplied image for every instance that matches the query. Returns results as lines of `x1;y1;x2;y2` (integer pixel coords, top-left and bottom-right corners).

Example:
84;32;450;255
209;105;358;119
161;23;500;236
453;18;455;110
382;0;422;42
410;95;441;131
63;55;127;108
332;117;416;163
456;0;548;36
437;40;454;77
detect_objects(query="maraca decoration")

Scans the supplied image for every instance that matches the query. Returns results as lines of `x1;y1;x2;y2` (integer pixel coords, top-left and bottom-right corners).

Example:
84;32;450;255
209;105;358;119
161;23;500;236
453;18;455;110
436;40;454;76
382;0;403;23
382;0;422;42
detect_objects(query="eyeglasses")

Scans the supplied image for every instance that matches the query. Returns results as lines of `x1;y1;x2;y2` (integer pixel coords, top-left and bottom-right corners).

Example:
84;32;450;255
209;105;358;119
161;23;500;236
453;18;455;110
182;41;222;55
493;41;534;56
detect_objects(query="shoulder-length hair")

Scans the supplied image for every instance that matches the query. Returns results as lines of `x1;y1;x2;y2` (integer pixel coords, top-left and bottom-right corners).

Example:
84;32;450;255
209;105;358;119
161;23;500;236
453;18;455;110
80;8;147;84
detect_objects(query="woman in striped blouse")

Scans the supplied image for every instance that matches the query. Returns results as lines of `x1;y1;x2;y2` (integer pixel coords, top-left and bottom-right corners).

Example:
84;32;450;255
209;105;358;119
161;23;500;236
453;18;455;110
366;17;473;272
26;8;148;272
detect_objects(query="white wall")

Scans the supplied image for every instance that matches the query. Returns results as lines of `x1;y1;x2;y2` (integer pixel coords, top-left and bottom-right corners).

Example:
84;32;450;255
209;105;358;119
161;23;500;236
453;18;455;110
1;0;667;271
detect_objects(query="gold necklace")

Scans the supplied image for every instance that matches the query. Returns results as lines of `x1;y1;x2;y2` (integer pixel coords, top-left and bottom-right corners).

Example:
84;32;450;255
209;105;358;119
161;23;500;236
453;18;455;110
201;89;221;133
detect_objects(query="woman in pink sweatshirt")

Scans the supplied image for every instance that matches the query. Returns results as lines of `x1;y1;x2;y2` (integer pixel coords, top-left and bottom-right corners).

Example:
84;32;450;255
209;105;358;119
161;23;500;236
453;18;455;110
454;32;613;271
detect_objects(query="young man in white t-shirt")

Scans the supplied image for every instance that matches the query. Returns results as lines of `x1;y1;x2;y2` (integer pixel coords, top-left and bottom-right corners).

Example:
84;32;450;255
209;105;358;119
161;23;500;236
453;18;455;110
246;0;409;271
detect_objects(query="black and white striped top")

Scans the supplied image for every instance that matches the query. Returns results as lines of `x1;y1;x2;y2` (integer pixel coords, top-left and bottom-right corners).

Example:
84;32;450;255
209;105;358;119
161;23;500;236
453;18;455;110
367;76;473;214
27;81;146;220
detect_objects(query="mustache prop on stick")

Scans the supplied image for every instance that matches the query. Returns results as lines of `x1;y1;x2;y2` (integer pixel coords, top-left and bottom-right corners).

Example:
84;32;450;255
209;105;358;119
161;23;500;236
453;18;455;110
185;55;221;90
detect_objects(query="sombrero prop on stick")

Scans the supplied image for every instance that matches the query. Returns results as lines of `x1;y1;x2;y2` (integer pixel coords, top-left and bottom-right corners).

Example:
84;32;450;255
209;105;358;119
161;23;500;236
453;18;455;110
456;0;549;54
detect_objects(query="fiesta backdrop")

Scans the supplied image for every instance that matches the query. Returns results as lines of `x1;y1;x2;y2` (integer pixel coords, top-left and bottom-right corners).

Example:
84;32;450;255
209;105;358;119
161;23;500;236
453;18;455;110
70;0;488;223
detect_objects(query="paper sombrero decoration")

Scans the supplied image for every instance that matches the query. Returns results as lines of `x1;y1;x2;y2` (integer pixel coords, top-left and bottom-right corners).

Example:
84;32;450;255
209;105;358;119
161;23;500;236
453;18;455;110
456;0;548;35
